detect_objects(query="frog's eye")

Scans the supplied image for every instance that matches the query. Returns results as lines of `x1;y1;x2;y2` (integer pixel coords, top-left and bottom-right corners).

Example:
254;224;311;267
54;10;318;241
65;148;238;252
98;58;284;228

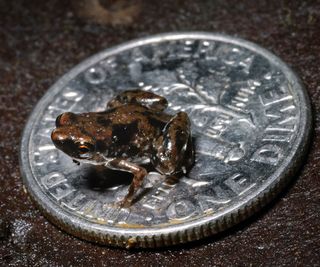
78;144;90;154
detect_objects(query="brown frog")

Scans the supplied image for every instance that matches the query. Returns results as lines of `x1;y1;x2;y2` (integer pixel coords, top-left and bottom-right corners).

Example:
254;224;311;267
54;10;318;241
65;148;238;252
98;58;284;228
51;90;194;207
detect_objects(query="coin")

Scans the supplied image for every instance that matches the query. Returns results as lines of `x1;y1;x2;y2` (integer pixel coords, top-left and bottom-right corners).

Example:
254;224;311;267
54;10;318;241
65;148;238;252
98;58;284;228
20;32;311;248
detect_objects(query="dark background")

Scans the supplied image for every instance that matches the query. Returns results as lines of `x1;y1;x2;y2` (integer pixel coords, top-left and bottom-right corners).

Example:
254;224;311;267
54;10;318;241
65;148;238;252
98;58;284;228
0;0;319;266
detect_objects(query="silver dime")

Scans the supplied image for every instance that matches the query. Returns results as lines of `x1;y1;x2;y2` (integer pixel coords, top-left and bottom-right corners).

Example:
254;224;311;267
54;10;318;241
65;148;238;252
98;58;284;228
20;32;311;248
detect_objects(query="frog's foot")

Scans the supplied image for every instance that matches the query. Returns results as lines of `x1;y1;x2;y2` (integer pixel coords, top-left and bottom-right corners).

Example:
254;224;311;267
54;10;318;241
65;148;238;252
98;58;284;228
106;159;147;207
107;90;168;111
153;112;194;175
109;199;131;210
116;199;132;209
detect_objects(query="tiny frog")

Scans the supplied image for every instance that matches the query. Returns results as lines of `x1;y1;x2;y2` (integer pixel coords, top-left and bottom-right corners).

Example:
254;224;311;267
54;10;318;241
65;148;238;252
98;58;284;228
51;90;194;207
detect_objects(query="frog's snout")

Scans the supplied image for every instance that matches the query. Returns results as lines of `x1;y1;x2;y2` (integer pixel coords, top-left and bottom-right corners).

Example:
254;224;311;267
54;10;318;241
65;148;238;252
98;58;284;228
51;128;60;142
51;128;67;148
51;128;79;158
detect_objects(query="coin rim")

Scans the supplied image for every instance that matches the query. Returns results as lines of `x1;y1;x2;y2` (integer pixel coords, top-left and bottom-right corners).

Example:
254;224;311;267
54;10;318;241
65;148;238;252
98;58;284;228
19;32;312;248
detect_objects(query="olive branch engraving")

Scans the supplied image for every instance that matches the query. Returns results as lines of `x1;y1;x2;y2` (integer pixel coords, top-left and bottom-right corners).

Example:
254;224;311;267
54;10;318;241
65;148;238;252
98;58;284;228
147;70;255;128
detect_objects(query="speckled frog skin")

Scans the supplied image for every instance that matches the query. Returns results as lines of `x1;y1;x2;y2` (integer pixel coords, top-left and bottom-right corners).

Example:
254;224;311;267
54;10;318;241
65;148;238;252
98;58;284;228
51;90;194;207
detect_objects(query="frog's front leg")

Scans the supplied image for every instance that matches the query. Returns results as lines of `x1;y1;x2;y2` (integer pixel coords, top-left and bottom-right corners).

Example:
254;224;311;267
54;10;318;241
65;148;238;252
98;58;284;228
153;112;194;175
107;90;168;111
106;158;147;207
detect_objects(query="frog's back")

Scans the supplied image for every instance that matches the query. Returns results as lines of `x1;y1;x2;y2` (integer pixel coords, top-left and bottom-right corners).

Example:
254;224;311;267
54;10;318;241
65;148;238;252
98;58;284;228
92;104;171;156
99;104;171;124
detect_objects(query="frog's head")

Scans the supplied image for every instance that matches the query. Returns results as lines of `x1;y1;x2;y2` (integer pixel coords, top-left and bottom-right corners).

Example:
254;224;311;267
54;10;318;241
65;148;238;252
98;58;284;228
51;112;97;161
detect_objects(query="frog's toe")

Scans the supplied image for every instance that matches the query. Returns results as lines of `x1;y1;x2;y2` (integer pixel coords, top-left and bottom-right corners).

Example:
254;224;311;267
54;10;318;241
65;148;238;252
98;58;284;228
117;198;132;209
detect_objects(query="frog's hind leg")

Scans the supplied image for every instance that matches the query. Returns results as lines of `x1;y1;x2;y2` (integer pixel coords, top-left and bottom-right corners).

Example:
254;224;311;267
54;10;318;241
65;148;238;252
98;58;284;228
107;90;168;111
153;112;194;176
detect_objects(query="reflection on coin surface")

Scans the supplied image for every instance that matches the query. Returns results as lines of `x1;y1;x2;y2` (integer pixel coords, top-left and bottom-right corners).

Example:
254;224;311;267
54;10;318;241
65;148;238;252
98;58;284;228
20;33;311;248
